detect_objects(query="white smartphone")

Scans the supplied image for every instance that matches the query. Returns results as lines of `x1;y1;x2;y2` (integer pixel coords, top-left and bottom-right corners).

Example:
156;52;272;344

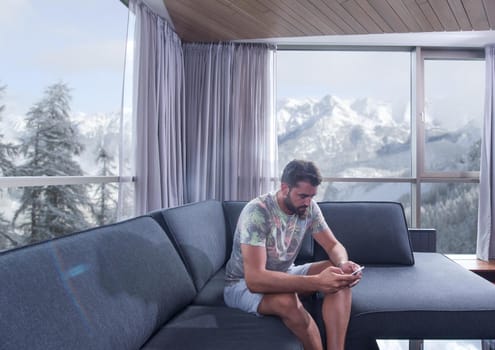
351;266;365;275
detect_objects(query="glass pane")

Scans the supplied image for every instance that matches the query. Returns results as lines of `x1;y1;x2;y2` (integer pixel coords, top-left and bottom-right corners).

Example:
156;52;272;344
276;50;411;178
421;182;479;254
0;1;129;176
424;59;484;172
0;183;119;252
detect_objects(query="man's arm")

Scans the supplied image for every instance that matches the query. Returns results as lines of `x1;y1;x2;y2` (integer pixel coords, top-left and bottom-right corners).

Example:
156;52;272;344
312;227;361;274
242;243;357;295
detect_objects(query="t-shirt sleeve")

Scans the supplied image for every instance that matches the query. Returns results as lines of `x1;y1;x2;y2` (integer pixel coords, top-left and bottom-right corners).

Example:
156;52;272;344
238;201;269;247
308;201;329;235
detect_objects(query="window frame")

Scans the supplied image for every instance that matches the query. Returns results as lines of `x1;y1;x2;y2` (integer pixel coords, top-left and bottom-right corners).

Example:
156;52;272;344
275;46;484;232
413;47;483;227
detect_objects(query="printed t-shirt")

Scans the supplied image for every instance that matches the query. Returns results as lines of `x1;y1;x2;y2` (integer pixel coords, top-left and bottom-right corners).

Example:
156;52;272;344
225;191;329;285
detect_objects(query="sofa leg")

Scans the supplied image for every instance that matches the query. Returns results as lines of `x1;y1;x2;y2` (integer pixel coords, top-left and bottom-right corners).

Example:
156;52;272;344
345;338;379;350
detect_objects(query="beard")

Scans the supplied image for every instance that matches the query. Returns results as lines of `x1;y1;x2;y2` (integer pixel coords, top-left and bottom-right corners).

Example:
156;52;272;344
284;190;308;218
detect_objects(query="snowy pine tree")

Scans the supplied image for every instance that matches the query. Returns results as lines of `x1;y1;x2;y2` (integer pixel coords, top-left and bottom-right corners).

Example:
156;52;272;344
13;82;91;242
92;144;117;226
0;84;19;250
0;84;16;175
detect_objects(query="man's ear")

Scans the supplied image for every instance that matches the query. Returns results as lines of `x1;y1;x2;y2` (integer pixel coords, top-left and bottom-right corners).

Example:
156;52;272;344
280;182;290;195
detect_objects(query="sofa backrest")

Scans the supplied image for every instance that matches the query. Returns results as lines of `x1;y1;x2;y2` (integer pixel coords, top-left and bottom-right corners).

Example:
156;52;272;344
0;216;197;350
315;201;414;265
152;200;228;292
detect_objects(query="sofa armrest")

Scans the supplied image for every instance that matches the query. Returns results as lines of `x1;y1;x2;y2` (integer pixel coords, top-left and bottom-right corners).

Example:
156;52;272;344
409;228;436;252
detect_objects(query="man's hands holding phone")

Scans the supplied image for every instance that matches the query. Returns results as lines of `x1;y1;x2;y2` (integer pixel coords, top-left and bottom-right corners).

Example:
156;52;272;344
351;265;365;275
316;261;363;293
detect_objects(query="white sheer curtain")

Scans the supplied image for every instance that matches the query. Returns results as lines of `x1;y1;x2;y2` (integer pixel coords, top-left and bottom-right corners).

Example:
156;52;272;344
477;45;495;261
183;43;277;202
129;0;186;214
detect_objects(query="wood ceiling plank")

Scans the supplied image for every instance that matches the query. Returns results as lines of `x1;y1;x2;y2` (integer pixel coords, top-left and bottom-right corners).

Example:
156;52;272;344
262;0;322;36
355;0;394;32
307;0;358;34
367;0;409;32
447;0;475;30
482;0;495;28
223;0;292;38
165;0;237;41
215;0;286;39
462;0;490;30
385;0;424;31
341;0;385;33
314;0;368;33
416;0;444;30
255;0;312;36
429;0;461;30
288;0;343;35
402;0;435;31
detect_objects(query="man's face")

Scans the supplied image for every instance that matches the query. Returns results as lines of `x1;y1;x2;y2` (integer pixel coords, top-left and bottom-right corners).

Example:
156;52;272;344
282;181;317;217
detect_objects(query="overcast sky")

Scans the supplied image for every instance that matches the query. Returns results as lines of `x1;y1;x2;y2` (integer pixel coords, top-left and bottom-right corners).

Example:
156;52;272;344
0;0;129;117
276;50;485;129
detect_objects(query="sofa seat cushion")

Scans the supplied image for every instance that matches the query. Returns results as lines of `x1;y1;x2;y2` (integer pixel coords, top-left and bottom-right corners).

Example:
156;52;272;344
141;305;302;350
193;267;226;306
347;253;495;340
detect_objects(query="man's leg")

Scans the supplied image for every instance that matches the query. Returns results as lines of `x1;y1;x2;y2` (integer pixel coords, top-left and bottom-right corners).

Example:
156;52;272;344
307;261;353;350
258;292;323;350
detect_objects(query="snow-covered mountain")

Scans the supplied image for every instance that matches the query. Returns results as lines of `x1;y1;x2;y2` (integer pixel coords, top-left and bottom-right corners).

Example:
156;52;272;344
277;94;480;180
277;94;411;179
277;92;481;235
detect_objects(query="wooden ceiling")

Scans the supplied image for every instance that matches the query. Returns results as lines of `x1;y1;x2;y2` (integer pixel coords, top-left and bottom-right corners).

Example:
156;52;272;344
163;0;495;43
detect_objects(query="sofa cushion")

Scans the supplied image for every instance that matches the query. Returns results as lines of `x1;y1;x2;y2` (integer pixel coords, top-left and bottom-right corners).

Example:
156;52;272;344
154;200;228;292
141;306;302;350
346;253;495;339
0;216;196;350
192;267;227;305
315;201;414;265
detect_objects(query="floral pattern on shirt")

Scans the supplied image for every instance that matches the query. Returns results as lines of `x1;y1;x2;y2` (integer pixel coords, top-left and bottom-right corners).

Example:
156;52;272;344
225;192;328;284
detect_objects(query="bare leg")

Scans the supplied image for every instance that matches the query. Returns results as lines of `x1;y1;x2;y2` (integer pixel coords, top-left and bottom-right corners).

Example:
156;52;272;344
307;261;352;350
258;293;323;350
322;288;352;350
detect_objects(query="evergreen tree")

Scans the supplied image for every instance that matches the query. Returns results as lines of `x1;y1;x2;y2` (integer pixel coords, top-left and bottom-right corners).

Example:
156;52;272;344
92;144;117;226
0;84;16;175
0;84;19;250
13;82;91;242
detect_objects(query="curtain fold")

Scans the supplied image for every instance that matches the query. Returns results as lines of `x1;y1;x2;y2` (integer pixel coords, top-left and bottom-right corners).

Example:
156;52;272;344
183;43;277;202
130;0;186;214
477;45;495;261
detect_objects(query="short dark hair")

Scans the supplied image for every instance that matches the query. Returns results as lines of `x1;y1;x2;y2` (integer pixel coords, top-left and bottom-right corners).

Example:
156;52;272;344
281;160;322;188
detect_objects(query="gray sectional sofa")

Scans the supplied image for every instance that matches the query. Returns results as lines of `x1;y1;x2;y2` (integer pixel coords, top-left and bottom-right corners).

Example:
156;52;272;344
1;200;495;350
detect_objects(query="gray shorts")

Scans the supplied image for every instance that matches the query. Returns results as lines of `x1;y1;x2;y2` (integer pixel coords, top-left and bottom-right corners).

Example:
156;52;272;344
223;263;312;316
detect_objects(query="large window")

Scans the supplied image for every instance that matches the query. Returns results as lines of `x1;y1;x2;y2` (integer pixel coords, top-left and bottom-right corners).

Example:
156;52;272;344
0;0;133;251
276;48;484;253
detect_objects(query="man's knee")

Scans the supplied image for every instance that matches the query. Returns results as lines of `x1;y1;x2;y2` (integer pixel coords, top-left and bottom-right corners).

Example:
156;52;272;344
260;293;310;326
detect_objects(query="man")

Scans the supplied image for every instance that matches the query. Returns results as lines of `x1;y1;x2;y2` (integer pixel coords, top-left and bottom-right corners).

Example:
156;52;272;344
224;159;362;350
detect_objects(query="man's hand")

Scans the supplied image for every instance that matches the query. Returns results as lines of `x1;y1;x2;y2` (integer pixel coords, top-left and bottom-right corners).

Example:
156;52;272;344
316;266;361;294
339;260;361;274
